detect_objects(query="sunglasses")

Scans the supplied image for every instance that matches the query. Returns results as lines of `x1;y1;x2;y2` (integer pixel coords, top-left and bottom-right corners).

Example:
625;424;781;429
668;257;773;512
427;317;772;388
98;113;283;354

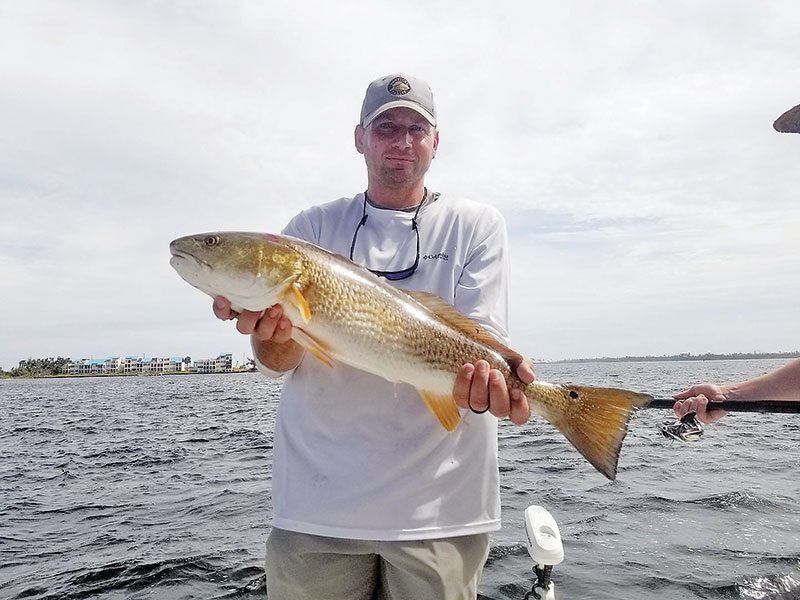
349;193;424;281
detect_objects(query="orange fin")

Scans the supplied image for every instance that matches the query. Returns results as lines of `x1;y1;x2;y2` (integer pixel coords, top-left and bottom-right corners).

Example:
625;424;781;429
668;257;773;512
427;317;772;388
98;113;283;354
405;290;524;366
293;328;336;368
291;283;312;323
418;391;462;432
532;384;651;480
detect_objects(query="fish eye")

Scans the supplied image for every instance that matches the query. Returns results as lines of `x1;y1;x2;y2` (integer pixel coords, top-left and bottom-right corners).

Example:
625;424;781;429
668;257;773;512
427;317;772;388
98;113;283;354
204;235;219;247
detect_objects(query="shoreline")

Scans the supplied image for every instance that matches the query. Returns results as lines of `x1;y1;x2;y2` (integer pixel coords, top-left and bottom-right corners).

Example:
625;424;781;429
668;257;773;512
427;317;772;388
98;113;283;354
0;369;258;381
542;352;800;364
4;353;799;379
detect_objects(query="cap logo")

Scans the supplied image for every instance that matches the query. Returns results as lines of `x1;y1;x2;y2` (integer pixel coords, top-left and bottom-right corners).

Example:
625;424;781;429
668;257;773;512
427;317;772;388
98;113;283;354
387;77;411;96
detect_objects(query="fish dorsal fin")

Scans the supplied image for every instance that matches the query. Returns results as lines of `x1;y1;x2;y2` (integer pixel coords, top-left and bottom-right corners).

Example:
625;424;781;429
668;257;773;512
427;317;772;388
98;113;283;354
418;391;462;432
405;291;524;366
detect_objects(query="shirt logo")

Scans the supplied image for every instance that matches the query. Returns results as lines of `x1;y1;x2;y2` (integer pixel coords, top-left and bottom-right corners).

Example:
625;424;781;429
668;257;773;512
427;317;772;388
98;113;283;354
422;252;449;261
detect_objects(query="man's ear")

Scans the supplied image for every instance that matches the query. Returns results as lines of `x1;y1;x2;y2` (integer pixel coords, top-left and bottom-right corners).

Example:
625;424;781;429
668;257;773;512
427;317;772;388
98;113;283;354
432;130;439;158
354;124;365;154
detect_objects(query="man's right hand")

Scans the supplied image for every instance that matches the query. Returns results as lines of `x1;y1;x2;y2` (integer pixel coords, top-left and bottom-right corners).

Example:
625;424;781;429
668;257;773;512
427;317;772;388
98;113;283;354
672;384;728;424
212;296;293;343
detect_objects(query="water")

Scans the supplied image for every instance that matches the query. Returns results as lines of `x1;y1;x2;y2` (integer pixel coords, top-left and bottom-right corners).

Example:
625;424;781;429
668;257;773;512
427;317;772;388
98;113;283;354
2;360;799;599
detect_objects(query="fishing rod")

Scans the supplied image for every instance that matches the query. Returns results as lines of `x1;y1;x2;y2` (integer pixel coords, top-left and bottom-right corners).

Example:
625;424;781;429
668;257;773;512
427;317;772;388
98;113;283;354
642;398;800;413
638;397;800;442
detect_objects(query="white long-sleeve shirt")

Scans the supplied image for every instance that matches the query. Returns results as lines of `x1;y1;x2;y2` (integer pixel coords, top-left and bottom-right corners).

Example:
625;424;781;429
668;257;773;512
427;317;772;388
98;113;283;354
255;192;511;540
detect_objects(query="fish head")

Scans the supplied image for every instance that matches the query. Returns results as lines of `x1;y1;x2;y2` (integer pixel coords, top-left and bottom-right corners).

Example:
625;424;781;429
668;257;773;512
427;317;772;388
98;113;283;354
169;232;303;311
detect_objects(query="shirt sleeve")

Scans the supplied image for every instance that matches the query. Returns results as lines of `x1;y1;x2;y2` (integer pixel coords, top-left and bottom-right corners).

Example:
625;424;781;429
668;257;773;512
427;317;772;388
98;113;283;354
282;210;319;244
454;206;511;345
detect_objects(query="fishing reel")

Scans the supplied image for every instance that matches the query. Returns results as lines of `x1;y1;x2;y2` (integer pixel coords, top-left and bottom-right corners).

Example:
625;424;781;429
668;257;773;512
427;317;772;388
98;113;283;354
658;411;704;442
523;505;564;600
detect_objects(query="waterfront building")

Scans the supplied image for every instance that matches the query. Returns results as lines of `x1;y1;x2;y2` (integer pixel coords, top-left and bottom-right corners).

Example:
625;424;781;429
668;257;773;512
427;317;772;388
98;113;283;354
63;357;122;375
194;353;233;374
61;354;229;375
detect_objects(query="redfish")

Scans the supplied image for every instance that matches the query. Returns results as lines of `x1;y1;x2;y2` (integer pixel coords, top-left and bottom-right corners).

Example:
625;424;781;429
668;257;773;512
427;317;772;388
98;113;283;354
169;232;650;479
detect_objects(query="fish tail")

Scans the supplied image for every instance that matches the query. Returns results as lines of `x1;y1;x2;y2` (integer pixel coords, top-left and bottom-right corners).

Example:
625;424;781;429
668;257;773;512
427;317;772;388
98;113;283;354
529;384;651;480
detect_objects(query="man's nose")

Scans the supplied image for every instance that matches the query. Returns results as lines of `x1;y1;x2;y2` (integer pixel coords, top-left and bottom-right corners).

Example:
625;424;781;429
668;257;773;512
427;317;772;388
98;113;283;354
392;129;413;148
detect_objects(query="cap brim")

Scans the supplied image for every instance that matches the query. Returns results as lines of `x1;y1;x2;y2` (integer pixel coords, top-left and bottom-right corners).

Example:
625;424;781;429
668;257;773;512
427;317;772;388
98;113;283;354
773;103;800;133
361;100;436;128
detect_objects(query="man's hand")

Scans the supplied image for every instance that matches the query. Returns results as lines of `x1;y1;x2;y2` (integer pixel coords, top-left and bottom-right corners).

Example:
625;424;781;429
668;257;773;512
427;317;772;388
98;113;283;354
213;296;293;342
453;360;535;425
213;296;304;372
672;384;727;424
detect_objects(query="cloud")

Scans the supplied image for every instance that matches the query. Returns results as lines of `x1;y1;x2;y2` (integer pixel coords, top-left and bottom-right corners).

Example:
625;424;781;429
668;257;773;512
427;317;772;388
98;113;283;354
1;1;799;369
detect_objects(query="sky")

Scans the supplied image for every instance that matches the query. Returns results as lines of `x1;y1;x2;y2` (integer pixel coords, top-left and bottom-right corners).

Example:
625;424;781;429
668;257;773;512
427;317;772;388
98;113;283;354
1;1;799;370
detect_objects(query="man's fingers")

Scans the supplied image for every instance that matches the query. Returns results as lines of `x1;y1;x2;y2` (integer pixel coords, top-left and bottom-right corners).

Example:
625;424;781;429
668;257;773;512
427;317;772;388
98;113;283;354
674;395;704;417
672;400;688;417
453;364;474;409
213;296;233;320
455;361;532;424
252;306;282;340
673;394;728;424
672;388;696;400
487;369;510;419
271;317;294;343
235;310;263;335
692;395;716;424
674;385;727;403
468;360;490;413
516;360;535;384
509;388;530;425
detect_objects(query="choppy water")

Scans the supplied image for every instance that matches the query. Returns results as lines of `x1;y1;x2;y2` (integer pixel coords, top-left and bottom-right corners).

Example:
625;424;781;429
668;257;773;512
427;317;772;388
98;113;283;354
2;359;799;600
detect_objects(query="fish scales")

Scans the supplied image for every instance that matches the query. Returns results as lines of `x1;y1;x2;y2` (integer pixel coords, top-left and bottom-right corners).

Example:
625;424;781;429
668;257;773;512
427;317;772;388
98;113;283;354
292;243;504;386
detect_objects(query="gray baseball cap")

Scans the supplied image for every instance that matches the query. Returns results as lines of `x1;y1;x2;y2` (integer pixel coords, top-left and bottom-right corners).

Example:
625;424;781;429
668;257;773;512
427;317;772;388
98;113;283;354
359;73;437;128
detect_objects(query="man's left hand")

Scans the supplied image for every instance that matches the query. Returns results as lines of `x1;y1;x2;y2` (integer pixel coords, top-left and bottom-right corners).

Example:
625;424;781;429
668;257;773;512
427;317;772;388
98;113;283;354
453;360;534;425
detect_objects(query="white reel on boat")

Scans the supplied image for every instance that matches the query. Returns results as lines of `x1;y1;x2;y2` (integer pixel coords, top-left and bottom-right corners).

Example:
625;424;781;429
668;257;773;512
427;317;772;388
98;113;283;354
523;505;564;600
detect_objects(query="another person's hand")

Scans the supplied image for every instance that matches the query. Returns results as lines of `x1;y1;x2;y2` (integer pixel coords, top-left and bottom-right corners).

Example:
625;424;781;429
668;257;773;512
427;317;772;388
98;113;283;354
453;360;535;425
212;296;293;343
672;384;728;424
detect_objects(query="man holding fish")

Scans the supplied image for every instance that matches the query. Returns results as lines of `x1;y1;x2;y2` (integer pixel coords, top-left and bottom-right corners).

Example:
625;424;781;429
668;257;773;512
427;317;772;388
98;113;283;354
171;72;648;597
213;73;535;600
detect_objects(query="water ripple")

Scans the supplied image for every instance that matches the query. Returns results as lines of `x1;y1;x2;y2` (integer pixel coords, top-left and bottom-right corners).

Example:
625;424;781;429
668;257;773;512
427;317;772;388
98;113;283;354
2;363;799;600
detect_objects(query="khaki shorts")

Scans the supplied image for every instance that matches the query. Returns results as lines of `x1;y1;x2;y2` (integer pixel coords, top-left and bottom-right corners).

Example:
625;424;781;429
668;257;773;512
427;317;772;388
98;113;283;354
265;527;491;600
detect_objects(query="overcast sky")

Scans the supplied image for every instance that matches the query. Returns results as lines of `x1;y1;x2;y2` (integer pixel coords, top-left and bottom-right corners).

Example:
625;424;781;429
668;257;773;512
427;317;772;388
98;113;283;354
1;1;799;370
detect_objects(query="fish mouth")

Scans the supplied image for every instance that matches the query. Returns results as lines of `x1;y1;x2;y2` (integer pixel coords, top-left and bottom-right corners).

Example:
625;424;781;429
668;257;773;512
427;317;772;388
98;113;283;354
169;249;212;276
169;245;210;267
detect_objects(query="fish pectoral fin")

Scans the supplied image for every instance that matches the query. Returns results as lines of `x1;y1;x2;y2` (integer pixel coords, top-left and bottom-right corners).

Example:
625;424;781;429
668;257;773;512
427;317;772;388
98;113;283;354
291;283;312;324
418;391;462;432
292;328;336;368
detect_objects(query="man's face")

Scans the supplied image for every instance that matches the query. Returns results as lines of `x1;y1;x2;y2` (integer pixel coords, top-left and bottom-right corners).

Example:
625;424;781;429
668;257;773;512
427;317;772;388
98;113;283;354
354;107;439;187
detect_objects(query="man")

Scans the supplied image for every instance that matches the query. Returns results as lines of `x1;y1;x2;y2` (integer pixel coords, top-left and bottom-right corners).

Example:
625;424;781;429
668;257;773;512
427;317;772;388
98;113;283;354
213;73;534;599
673;102;800;424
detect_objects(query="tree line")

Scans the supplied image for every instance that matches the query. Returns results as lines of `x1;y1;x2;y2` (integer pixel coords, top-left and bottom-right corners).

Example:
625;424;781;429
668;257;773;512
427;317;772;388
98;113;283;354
1;357;72;378
551;351;800;364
